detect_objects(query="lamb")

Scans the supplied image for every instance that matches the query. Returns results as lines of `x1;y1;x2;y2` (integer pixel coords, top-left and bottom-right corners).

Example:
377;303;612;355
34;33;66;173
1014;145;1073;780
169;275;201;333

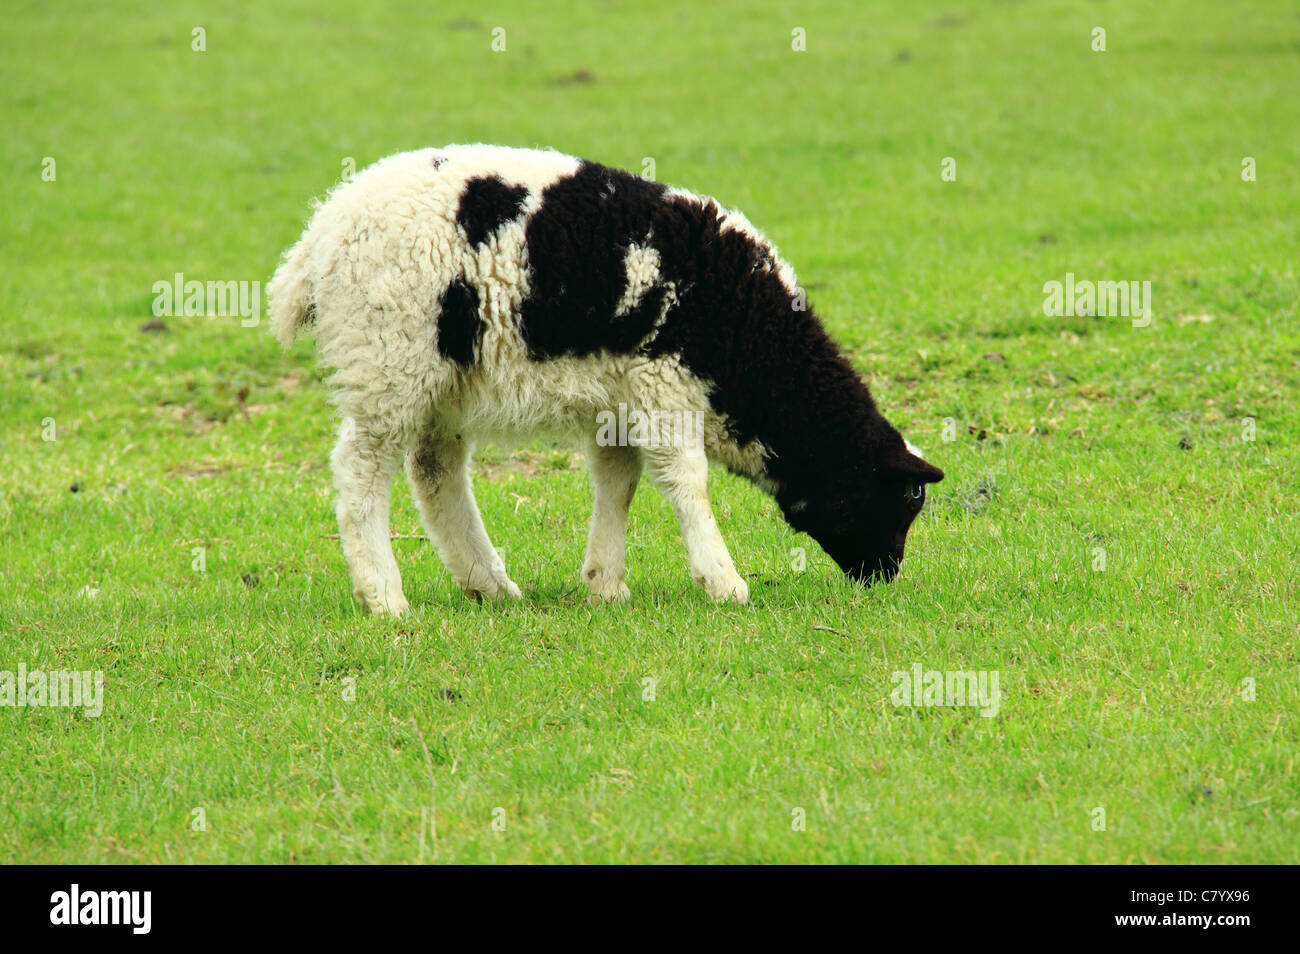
268;144;944;615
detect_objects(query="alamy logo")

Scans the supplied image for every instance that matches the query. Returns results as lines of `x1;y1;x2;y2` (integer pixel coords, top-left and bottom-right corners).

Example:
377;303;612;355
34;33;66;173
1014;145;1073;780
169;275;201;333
0;665;103;717
890;664;1000;718
595;403;704;455
50;884;151;934
1042;272;1152;327
151;272;261;326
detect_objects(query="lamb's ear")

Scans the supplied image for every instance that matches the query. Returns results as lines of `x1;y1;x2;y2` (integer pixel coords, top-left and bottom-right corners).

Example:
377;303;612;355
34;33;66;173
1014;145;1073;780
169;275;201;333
884;443;945;484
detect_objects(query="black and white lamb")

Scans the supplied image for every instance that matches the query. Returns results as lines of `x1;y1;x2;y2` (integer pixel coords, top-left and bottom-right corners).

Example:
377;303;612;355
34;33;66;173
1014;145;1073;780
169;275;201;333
268;144;944;615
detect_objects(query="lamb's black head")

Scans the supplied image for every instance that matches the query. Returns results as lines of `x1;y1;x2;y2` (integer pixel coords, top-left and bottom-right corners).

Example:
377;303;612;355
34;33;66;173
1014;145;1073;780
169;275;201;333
778;437;944;584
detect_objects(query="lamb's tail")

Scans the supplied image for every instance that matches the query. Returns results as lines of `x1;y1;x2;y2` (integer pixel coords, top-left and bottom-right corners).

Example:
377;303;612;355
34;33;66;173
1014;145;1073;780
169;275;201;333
267;233;317;348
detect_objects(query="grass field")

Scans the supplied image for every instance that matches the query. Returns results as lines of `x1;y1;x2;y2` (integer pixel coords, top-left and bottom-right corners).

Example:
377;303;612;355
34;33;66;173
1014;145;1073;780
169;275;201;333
2;1;1298;863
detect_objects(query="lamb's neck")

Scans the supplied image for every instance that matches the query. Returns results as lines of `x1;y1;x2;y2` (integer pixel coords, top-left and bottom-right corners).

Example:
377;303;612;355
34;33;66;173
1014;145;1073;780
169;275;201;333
712;304;884;495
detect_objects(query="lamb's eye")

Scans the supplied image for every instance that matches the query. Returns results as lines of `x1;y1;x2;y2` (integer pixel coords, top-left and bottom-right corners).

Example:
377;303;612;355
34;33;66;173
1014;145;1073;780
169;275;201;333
905;481;925;501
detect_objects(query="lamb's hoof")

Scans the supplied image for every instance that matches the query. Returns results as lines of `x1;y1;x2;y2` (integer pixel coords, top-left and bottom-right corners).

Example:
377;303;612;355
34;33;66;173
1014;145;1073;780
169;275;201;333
463;578;522;603
700;573;749;605
355;581;409;616
582;565;630;604
585;577;631;605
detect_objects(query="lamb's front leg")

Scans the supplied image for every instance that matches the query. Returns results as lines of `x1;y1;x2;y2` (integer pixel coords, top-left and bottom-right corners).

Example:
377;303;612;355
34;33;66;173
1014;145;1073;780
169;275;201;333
581;439;642;603
644;446;749;604
406;428;522;602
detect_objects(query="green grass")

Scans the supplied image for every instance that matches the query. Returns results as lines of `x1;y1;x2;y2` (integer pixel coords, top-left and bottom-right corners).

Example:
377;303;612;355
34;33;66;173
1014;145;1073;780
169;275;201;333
2;0;1298;863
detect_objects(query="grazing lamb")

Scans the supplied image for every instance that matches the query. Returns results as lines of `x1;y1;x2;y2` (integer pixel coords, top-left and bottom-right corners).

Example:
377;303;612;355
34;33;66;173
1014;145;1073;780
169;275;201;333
268;144;944;615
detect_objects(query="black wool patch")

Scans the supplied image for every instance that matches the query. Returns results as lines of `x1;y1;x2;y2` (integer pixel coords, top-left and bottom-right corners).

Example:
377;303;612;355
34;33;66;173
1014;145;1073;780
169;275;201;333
456;175;530;247
436;278;483;367
519;161;672;360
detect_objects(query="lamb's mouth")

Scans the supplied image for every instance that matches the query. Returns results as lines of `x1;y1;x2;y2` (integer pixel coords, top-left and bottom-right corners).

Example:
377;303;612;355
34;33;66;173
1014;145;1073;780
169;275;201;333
842;555;901;585
826;542;904;585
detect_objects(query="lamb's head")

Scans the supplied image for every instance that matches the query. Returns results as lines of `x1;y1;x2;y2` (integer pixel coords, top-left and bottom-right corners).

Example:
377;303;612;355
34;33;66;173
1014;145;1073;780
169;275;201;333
777;436;944;584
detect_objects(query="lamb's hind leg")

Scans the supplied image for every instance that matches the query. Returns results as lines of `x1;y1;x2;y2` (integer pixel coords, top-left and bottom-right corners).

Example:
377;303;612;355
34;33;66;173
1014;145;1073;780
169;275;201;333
331;417;409;615
406;426;521;602
581;438;642;603
643;445;749;604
